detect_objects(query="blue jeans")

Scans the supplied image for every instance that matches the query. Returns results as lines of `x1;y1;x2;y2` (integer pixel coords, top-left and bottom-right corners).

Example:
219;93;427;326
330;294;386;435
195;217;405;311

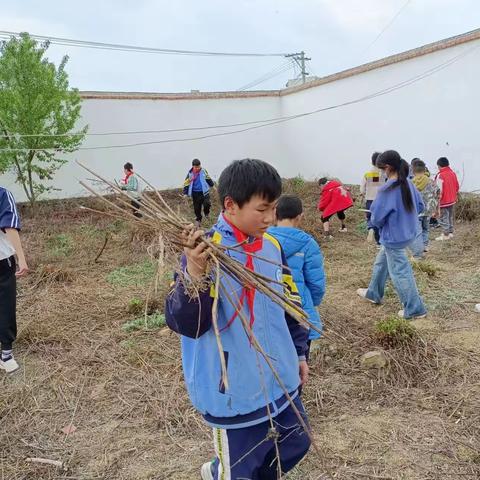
366;246;427;318
419;215;430;247
409;220;426;259
365;200;380;244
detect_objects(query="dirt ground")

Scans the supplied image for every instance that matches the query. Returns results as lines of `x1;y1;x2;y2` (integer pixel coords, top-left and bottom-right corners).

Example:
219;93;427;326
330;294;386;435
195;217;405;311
1;181;479;479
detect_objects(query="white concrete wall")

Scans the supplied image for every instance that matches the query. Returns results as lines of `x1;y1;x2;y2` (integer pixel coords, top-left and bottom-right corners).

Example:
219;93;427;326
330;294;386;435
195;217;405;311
279;38;480;192
1;95;284;201
2;37;479;202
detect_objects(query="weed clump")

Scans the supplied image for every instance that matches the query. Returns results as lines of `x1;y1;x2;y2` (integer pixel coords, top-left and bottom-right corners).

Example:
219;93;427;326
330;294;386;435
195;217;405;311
47;233;73;257
413;260;439;277
122;313;166;332
375;317;417;348
106;261;156;287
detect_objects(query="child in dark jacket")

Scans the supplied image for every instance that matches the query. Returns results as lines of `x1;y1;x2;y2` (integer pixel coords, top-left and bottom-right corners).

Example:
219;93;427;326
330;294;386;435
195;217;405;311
166;159;311;480
0;187;28;374
317;177;354;238
269;195;326;360
357;151;427;320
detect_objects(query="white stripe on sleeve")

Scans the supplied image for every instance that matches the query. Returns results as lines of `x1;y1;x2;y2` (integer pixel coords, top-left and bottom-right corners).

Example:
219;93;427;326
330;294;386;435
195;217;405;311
6;191;19;228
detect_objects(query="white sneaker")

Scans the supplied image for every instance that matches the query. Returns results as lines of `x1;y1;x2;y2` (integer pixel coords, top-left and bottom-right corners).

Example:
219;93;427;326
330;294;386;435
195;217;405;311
201;462;214;480
448;233;454;239
339;227;348;233
435;234;449;241
356;288;378;304
398;310;427;320
0;356;19;374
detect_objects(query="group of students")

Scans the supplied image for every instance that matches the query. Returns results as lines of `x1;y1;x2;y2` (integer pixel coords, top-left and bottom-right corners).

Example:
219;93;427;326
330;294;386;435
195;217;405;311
167;151;466;478
360;152;460;252
0;151;468;479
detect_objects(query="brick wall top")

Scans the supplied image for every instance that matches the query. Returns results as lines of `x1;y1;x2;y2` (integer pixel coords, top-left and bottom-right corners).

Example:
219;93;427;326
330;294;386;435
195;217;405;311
281;28;480;96
80;28;480;101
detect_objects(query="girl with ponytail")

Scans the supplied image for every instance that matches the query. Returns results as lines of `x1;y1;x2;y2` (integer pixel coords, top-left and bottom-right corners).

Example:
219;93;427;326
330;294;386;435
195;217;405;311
357;150;427;319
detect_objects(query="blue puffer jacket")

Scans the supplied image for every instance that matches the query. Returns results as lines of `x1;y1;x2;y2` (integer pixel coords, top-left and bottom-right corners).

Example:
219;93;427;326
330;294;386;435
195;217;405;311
268;226;326;340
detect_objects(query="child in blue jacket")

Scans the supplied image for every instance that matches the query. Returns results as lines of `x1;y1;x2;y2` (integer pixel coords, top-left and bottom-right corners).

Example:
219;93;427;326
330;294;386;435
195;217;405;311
183;158;215;226
166;159;311;480
269;194;326;359
357;150;427;320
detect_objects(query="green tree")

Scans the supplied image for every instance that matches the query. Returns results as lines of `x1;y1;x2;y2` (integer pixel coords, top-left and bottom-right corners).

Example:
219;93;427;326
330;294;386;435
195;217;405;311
0;33;87;209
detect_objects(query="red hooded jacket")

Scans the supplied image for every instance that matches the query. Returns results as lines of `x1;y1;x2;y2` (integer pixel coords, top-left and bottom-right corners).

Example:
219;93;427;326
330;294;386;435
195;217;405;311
435;167;459;207
318;180;354;218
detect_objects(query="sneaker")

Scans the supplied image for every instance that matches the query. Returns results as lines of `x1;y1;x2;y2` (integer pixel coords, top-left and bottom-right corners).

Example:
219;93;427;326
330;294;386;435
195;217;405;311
339;227;348;233
435;233;450;241
367;229;375;243
448;233;454;239
398;310;427;320
200;461;214;480
475;304;480;313
323;234;334;240
356;288;378;304
0;356;19;374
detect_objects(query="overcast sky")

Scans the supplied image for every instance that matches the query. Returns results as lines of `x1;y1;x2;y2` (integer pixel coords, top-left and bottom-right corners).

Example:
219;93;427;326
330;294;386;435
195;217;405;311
2;0;479;93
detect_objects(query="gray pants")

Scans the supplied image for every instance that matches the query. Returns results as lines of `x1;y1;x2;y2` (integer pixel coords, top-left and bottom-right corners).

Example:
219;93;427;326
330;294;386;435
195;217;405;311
440;205;454;234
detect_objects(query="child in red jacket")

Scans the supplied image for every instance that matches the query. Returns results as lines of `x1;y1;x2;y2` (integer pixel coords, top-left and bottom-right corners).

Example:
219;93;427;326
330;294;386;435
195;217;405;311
434;157;459;241
317;177;354;238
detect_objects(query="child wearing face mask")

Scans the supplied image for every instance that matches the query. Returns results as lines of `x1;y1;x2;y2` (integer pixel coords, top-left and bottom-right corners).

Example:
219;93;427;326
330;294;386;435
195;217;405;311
357;150;427;320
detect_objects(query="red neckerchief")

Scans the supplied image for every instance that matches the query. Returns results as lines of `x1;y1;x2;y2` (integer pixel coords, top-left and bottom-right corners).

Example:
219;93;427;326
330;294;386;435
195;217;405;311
221;214;263;334
191;167;201;182
122;171;133;185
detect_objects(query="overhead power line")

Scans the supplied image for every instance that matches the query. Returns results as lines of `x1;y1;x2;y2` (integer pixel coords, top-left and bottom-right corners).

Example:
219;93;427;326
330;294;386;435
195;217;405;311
237;60;294;91
0;42;476;153
0;30;288;57
362;0;413;56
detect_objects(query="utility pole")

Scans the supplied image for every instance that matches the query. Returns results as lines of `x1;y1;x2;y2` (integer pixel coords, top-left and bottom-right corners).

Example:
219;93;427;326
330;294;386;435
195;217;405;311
286;51;311;84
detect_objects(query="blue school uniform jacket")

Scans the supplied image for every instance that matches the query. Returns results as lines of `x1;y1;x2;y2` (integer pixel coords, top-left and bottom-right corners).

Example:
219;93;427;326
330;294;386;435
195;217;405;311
183;168;214;196
268;226;325;340
165;214;309;429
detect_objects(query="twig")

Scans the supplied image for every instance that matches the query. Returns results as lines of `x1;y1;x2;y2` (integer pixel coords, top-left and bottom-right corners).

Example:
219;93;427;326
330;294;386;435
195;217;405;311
211;257;229;391
94;232;110;263
25;457;64;469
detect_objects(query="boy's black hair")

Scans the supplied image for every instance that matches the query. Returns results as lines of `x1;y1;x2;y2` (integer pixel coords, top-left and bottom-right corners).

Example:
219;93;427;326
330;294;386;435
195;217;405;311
192;158;201;167
318;177;328;186
413;160;426;174
411;157;421;166
218;158;282;208
371;151;381;166
437;157;449;167
276;194;303;220
377;150;414;212
124;162;133;171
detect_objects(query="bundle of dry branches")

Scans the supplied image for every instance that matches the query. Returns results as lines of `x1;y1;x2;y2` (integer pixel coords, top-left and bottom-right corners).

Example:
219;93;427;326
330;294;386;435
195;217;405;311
78;163;328;472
